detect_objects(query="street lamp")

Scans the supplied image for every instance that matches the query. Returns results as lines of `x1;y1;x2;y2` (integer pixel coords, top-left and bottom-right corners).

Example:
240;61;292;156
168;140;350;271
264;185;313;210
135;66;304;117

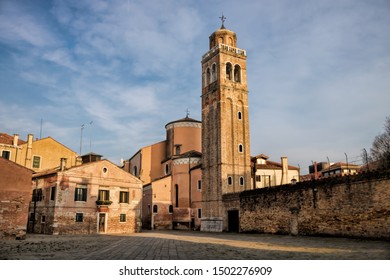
79;121;93;156
345;152;349;175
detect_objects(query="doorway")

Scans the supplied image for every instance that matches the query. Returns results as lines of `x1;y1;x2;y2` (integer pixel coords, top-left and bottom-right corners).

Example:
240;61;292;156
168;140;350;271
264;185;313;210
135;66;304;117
228;210;239;232
98;213;107;233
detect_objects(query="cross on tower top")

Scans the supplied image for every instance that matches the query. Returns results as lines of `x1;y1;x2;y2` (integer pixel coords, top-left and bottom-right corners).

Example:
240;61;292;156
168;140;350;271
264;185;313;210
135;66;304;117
185;108;190;118
219;13;226;29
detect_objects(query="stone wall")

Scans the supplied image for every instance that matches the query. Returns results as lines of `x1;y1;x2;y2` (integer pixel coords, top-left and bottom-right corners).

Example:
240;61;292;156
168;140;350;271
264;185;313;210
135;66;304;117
239;171;390;239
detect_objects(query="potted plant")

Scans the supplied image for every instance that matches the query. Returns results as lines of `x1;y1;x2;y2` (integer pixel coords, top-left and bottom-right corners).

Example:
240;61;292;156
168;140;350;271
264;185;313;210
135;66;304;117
96;200;113;206
96;200;112;212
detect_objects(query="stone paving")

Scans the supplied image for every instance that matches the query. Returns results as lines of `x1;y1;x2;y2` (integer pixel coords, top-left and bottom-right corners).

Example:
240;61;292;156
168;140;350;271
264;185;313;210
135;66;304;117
0;230;389;260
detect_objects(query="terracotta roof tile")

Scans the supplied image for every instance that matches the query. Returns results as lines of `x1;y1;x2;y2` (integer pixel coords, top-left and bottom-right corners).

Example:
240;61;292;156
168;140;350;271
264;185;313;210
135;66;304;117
0;133;26;145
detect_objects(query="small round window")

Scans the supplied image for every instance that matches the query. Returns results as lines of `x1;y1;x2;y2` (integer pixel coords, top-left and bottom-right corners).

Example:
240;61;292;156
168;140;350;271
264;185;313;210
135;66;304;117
102;167;108;174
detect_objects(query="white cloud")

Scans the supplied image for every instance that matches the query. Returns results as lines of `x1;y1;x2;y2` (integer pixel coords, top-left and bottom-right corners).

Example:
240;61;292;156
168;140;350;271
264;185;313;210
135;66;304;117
1;0;389;167
0;1;60;48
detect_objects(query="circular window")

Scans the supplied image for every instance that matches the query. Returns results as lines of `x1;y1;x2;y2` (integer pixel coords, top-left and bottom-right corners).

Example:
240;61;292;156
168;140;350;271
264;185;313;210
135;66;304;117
102;167;108;174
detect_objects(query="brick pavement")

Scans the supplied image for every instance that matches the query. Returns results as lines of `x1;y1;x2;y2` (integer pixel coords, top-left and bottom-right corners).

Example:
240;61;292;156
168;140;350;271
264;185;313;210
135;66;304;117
0;230;389;260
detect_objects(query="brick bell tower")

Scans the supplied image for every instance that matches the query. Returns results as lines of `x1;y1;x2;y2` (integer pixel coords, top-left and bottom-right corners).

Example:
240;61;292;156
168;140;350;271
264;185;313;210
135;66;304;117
201;16;251;232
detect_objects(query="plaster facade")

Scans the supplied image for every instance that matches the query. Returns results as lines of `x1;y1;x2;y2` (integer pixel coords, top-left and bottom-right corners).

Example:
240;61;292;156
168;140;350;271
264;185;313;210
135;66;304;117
1;133;78;172
124;117;203;230
252;154;300;188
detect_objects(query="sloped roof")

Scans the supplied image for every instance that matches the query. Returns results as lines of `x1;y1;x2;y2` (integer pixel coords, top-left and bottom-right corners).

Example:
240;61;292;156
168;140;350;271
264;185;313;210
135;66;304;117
256;160;300;171
325;162;361;171
175;150;202;159
251;154;269;160
33;159;142;183
0;133;26;145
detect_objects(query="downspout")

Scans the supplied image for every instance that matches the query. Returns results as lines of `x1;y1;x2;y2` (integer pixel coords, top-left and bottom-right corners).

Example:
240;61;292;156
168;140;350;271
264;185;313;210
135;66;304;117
32;178;38;233
188;156;192;230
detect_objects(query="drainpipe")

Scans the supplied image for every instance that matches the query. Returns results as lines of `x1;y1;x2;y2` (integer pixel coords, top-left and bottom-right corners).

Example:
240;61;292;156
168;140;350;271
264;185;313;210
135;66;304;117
188;156;192;231
60;158;67;171
31;178;38;233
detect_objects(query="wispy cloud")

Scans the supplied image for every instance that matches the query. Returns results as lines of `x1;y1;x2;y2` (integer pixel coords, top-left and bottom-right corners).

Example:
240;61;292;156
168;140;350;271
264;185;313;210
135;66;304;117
1;0;389;169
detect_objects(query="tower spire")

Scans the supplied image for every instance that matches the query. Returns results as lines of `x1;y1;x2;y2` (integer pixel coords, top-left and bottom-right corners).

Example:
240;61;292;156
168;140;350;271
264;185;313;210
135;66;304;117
219;13;226;29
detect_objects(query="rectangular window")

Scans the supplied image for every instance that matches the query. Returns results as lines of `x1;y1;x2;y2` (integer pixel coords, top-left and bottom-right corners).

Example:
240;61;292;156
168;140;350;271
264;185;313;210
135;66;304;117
198;208;202;219
197;180;202;190
32;156;41;168
1;150;11;159
119;191;129;203
98;189;110;201
74;187;87;201
50;186;56;201
120;214;126;223
75;213;83;222
41;215;46;223
32;189;43;202
263;175;271;187
175;184;179;207
256;175;261;182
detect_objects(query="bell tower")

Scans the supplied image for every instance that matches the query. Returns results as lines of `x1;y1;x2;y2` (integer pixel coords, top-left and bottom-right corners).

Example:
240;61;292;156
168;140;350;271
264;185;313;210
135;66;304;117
201;17;251;232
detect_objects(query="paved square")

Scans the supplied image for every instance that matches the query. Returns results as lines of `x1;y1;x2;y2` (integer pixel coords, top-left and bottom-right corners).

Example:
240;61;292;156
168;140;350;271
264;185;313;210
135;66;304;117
0;231;389;260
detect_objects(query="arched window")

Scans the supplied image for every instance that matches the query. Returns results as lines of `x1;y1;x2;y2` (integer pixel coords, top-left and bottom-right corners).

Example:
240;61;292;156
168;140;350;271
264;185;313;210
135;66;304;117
153;205;158;213
206;68;211;85
234;65;241;83
228;176;232;185
169;205;173;213
175;184;179;207
211;63;217;82
238;144;243;153
226;62;232;80
218;37;224;44
238;111;242;120
165;163;170;175
239;176;244;186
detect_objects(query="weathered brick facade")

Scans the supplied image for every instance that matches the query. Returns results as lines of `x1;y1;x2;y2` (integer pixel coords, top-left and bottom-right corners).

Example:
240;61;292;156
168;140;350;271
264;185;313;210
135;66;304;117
28;159;142;235
0;158;32;239
201;25;251;231
239;171;390;239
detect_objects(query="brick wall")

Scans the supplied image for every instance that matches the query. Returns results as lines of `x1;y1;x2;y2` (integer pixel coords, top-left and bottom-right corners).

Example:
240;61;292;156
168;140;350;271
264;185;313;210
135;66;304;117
239;171;390;239
0;158;32;239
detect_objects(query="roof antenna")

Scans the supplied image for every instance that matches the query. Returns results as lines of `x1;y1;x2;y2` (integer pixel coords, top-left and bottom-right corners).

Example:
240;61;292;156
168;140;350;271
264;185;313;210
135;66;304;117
39;118;43;139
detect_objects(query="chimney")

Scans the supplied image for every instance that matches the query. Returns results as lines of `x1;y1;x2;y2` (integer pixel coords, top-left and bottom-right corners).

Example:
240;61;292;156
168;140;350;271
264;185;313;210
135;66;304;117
281;157;289;185
76;156;83;166
314;161;318;180
25;134;34;167
13;134;19;146
60;158;67;171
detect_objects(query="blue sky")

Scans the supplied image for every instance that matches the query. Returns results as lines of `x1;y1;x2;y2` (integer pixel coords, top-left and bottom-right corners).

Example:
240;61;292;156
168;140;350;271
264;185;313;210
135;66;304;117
1;0;389;173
